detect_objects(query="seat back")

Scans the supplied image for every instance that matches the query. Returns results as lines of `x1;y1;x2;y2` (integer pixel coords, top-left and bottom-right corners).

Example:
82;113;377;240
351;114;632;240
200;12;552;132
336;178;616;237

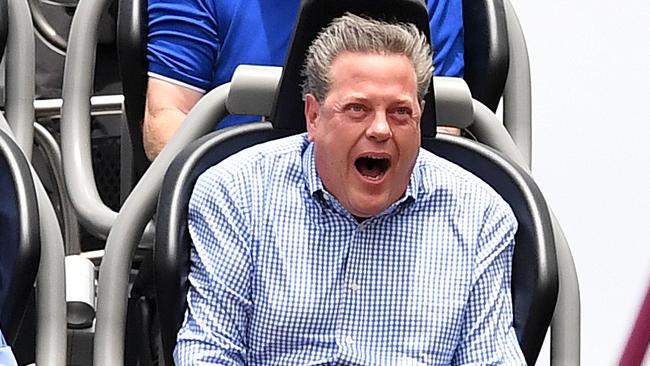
462;0;510;112
156;131;558;365
0;129;40;343
424;135;557;365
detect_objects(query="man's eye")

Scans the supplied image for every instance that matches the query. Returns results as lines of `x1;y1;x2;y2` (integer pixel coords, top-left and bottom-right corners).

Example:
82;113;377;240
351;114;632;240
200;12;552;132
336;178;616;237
347;104;365;113
394;107;411;115
344;104;368;118
390;107;413;122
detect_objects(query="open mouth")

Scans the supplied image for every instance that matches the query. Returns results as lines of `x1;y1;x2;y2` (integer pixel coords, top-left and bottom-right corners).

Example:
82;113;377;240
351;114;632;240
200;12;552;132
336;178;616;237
354;155;391;181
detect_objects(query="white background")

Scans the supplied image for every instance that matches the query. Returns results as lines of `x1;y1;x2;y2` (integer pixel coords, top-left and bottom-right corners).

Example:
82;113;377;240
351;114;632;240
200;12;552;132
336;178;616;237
507;0;650;364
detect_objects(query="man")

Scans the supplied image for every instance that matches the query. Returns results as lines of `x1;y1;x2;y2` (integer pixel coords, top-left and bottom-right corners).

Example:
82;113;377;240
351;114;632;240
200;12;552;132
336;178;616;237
176;13;525;365
144;0;464;160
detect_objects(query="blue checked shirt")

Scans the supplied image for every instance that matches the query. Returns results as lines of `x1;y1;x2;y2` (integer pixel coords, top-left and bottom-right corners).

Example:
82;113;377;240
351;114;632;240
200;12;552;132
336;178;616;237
0;330;17;366
176;133;526;365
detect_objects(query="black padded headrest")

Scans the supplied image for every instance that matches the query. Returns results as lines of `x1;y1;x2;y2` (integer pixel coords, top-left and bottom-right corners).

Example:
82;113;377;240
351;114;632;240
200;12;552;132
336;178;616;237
270;0;437;138
0;0;7;63
116;0;151;185
462;0;509;112
117;0;148;128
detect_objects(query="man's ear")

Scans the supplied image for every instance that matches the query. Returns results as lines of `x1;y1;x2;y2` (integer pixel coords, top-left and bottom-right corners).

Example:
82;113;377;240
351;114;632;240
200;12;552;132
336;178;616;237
304;94;319;141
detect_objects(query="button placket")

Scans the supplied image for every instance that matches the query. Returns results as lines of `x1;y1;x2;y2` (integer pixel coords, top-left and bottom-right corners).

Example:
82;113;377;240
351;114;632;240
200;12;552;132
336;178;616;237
338;223;365;353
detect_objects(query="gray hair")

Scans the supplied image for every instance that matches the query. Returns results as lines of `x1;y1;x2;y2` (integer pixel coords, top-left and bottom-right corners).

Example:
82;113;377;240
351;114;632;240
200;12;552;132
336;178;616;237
301;12;433;102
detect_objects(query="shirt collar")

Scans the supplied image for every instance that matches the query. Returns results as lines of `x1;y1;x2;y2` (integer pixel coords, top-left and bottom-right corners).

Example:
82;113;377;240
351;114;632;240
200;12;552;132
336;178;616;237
302;139;325;197
301;138;423;213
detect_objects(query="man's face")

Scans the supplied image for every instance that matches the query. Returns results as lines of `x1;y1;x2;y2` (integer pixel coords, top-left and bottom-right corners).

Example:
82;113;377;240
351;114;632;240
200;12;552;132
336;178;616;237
305;51;422;218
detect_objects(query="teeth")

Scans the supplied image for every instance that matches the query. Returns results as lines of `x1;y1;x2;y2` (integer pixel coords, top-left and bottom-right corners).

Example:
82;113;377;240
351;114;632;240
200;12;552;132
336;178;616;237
354;154;390;181
365;172;385;181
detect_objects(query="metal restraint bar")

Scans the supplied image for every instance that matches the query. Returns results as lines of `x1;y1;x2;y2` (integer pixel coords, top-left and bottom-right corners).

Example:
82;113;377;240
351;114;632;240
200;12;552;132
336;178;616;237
60;0;154;241
3;0;67;364
93;65;281;365
502;0;532;167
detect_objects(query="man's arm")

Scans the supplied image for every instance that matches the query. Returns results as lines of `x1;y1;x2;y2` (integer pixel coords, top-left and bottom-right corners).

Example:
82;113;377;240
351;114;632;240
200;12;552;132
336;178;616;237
143;77;203;161
174;168;252;365
428;0;464;136
452;198;527;365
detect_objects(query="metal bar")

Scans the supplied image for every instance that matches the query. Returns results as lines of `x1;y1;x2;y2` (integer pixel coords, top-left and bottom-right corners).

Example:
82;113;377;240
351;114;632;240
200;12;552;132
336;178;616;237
469;99;528;167
550;212;581;366
93;83;231;366
59;0;154;241
34;122;81;254
34;95;124;120
502;0;532;168
28;0;67;55
5;0;35;160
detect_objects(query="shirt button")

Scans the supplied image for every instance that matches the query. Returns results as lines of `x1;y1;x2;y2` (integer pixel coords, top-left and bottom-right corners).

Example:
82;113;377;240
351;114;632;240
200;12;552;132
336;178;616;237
349;282;360;292
345;335;354;345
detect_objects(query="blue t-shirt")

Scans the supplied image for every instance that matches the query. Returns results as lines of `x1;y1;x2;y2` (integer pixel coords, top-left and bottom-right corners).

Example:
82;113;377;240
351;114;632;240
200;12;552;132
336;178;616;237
147;0;464;127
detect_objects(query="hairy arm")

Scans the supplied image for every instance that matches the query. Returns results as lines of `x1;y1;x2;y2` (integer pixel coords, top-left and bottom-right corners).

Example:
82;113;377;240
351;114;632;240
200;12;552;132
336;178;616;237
143;77;204;160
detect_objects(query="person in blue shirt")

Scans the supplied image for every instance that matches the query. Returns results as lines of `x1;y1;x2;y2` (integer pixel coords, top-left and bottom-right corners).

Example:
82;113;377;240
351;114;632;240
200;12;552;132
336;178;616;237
176;13;524;365
144;0;464;160
0;329;18;366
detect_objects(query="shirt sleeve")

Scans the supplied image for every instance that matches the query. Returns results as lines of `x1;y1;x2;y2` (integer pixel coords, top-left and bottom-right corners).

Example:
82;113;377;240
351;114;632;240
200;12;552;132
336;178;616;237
147;0;220;92
174;168;252;365
452;196;527;365
0;331;18;366
428;0;465;77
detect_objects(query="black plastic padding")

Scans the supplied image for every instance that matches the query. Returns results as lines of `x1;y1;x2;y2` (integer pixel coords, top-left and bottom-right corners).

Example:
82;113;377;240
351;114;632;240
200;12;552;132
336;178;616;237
0;0;9;59
424;136;558;365
462;0;510;112
0;129;40;343
66;302;95;329
155;123;297;366
117;0;150;181
0;0;7;62
271;0;436;137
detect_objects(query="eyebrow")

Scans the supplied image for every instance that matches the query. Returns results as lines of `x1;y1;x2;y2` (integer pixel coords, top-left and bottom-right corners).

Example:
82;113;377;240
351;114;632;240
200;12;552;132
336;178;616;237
340;93;415;105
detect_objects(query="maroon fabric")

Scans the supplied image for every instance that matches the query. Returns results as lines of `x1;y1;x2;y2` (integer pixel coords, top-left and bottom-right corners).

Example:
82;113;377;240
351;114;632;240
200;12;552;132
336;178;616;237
619;283;650;366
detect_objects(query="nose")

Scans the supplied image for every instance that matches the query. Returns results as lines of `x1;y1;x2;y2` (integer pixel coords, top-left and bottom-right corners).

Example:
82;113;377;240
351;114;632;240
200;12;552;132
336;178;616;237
366;111;392;141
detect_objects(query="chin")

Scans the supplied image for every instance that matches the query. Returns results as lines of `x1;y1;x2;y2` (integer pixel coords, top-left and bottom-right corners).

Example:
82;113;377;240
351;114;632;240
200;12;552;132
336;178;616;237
349;200;390;218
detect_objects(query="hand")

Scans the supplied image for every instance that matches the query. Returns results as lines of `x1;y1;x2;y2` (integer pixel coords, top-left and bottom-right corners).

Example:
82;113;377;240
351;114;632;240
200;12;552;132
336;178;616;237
436;126;462;136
